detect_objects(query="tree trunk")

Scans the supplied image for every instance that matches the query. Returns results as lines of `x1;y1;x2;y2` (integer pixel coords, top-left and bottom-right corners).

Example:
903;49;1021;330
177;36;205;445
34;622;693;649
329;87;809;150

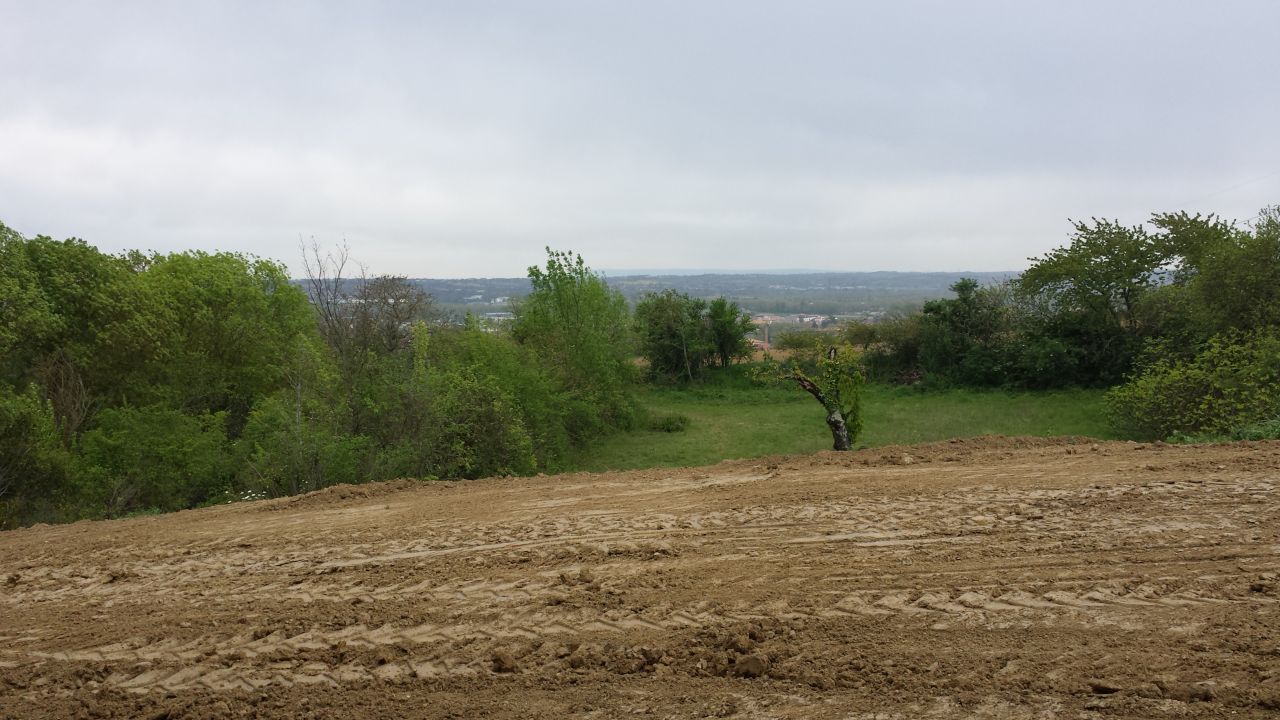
826;408;852;451
682;338;694;382
791;371;853;451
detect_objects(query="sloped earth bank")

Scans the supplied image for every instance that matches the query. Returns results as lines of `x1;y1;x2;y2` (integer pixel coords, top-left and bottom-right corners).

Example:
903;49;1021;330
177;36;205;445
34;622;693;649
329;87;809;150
1;437;1278;719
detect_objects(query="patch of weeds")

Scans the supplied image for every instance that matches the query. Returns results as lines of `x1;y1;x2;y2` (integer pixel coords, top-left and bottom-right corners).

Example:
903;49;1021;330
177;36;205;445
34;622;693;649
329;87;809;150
645;413;691;433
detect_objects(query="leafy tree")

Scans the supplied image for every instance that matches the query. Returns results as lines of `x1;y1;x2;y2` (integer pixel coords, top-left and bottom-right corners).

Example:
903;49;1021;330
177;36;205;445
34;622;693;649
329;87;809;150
134;252;314;435
424;320;573;469
1104;205;1280;440
634;290;712;381
513;249;636;438
0;224;58;385
758;344;865;450
236;332;373;498
299;242;443;437
410;367;537;479
239;394;373;498
1151;208;1280;338
1015;218;1172;383
635;292;755;382
1020;218;1168;330
0;231;150;441
0;386;76;528
916;279;1016;386
706;297;756;368
850;312;926;384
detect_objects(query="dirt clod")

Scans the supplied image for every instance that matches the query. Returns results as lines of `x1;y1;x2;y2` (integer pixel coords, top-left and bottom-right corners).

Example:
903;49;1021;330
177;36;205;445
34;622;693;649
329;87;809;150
1089;680;1122;695
491;650;519;674
732;654;769;678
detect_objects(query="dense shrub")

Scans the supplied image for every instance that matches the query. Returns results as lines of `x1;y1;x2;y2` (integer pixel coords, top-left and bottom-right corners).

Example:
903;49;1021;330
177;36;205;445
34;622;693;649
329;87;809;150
0;386;77;528
424;323;573;469
79;408;234;516
1105;331;1280;440
237;393;374;497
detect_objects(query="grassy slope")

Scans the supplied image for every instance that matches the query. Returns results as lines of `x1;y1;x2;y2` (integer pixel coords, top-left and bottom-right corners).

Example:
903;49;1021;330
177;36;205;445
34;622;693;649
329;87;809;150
567;380;1115;473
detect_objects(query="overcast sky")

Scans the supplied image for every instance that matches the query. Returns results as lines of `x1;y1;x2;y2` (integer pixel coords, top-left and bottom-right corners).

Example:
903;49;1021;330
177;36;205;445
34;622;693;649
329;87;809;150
2;1;1277;277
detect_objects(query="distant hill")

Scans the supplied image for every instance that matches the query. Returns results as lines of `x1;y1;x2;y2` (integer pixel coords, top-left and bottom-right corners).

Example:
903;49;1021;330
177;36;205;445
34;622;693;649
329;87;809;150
410;271;1016;316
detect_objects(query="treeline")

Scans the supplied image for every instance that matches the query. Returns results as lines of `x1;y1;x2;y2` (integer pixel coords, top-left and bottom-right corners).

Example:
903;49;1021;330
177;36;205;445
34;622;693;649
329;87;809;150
634;291;755;382
814;206;1280;440
0;231;643;527
0;229;760;528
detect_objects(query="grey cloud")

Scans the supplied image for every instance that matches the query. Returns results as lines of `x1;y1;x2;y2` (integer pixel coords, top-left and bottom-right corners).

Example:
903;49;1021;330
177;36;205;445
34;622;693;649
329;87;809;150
1;0;1277;277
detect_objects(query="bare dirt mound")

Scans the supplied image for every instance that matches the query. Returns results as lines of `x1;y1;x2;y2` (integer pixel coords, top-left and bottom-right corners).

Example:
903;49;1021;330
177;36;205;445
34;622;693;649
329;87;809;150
2;437;1278;718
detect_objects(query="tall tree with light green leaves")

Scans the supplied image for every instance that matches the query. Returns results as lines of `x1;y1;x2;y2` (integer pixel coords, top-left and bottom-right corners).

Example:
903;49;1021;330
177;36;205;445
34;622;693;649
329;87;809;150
513;249;636;439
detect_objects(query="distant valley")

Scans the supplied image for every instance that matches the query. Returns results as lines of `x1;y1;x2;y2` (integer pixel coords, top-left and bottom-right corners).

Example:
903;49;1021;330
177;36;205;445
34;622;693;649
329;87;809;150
413;270;1015;318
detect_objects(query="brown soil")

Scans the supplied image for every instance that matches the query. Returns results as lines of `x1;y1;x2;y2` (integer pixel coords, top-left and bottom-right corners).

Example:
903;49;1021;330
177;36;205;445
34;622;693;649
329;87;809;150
2;436;1278;718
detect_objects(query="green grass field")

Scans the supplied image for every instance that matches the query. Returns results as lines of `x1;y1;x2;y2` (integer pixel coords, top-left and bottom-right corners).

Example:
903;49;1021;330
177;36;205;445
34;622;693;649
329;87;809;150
566;376;1115;473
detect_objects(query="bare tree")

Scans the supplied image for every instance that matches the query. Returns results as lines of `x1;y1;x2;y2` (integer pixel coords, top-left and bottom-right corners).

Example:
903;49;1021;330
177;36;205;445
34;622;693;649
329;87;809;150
300;239;437;359
356;275;435;355
39;353;93;448
300;239;358;361
299;241;438;436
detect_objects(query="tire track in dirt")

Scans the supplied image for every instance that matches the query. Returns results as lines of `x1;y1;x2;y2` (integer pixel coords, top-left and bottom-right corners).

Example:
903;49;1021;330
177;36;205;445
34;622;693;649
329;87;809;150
2;439;1279;717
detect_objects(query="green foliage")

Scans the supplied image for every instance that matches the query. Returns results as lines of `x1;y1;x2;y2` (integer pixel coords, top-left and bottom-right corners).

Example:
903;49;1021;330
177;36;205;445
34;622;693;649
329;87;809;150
634;290;712;381
238;392;373;498
634;292;755;382
854;281;1091;389
514;249;636;439
916;279;1015;387
423;323;573;470
0;225;320;524
1020;218;1167;330
706;297;756;368
856;204;1280;405
79;408;233;516
132;252;314;434
1100;207;1280;440
409;367;537;479
1105;331;1280;440
0;225;58;382
774;329;834;353
1151;208;1280;341
757;344;865;450
850;313;926;384
0;386;77;528
1228;416;1280;441
1167;416;1280;444
0;230;148;441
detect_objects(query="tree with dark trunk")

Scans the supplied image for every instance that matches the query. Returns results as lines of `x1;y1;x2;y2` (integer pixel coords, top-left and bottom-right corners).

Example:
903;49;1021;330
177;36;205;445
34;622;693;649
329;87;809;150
758;344;864;451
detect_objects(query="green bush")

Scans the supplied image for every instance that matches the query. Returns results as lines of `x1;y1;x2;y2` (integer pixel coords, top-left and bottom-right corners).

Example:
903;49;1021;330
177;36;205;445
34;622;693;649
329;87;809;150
1106;331;1280;440
79;407;234;516
0;386;77;528
425;323;574;470
857;314;925;384
413;367;537;479
238;393;374;497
